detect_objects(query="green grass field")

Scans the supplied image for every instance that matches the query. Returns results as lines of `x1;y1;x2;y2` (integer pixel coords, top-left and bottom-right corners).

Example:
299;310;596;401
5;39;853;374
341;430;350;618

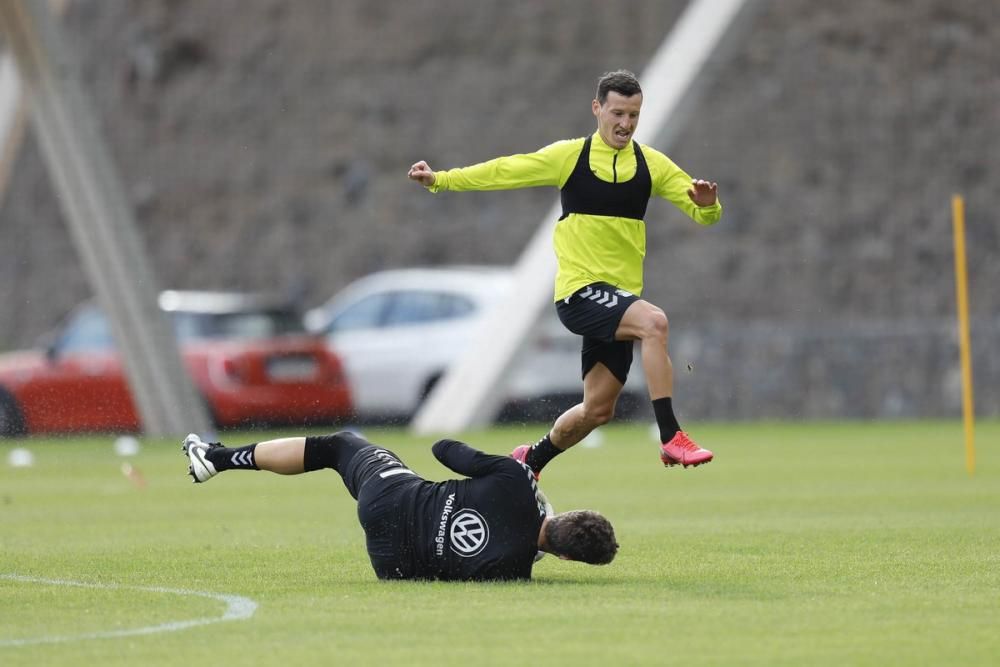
2;420;998;666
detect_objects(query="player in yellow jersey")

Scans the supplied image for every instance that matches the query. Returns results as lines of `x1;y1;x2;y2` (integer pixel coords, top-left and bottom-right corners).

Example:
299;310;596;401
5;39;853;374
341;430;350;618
408;70;720;475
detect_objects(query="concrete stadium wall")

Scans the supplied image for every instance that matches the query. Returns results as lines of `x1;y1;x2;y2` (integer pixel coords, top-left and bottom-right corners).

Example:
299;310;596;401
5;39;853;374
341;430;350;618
1;0;996;422
673;318;998;420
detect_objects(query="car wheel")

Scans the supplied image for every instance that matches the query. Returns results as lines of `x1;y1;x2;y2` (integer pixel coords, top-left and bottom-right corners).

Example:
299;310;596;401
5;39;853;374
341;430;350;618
0;389;27;437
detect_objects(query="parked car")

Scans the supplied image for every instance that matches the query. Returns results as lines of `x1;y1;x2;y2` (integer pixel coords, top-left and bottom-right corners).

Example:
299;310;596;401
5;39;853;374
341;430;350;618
0;291;353;436
304;266;646;423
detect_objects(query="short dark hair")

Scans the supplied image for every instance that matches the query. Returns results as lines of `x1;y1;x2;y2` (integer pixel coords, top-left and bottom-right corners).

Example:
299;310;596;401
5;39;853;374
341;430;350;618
596;70;642;105
545;510;619;565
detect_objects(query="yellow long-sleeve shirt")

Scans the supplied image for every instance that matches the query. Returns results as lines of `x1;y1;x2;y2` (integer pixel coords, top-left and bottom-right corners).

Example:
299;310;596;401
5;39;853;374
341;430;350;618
429;132;722;301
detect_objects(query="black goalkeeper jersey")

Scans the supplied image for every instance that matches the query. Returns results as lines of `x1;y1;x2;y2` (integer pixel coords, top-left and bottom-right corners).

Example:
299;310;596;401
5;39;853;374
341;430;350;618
384;439;548;581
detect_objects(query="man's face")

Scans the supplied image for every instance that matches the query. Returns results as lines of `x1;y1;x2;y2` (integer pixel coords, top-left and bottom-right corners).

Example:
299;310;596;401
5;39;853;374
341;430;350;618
592;91;642;150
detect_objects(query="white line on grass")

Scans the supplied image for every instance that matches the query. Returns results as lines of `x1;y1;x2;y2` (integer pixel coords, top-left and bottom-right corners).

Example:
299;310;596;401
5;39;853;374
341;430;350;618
0;573;258;647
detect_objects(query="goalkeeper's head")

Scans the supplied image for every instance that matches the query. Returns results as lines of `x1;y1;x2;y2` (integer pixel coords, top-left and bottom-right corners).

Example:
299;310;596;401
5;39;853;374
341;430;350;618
542;510;619;565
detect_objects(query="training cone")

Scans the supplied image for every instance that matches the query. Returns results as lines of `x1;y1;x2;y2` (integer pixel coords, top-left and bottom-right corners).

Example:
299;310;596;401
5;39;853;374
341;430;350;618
7;448;34;468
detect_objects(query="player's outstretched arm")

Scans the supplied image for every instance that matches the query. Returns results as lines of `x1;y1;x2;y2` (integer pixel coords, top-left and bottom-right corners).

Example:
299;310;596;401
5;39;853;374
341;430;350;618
432;439;511;478
407;160;436;187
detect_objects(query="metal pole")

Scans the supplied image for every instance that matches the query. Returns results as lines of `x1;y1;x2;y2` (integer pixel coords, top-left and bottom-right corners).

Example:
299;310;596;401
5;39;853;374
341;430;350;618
0;0;211;437
951;194;975;476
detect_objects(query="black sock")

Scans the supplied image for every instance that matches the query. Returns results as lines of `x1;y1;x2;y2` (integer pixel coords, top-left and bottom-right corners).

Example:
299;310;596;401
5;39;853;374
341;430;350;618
206;443;259;471
652;397;682;443
525;434;563;474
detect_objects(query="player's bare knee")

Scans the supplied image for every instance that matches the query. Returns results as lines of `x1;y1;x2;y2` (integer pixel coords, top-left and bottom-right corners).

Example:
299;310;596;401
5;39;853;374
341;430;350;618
639;308;669;343
594;408;614;426
582;402;615;426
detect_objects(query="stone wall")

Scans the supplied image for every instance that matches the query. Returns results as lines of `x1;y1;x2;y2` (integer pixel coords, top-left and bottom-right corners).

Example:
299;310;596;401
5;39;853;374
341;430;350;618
1;0;996;419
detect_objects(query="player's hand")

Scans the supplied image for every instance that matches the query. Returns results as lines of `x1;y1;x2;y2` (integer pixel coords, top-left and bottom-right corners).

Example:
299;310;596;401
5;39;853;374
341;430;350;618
408;161;436;187
687;179;718;207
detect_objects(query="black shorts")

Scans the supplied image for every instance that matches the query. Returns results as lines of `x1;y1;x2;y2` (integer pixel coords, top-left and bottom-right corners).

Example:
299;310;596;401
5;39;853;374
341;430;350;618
335;435;422;579
556;282;639;385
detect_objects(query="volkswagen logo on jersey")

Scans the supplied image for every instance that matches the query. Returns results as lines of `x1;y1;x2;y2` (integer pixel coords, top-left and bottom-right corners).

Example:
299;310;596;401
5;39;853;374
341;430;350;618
449;509;489;557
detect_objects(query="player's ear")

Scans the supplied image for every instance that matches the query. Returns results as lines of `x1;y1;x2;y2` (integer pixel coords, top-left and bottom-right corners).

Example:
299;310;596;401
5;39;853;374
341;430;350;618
592;98;601;117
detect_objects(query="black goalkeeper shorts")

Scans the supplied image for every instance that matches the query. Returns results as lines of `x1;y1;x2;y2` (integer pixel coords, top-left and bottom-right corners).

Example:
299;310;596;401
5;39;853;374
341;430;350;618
556;282;639;385
333;434;423;579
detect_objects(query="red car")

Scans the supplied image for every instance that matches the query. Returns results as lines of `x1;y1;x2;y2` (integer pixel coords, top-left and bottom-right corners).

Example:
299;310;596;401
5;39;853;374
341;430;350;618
0;291;353;436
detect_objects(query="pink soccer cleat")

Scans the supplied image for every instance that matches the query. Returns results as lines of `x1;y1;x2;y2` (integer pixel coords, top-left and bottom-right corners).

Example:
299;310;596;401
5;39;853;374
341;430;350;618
660;431;713;468
511;444;539;481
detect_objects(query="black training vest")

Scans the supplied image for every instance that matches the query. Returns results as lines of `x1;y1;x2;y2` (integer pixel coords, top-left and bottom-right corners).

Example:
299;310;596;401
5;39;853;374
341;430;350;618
559;135;652;221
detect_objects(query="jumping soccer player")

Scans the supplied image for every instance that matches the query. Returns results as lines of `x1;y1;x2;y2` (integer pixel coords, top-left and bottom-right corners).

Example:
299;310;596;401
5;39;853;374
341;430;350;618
183;432;618;581
408;69;722;477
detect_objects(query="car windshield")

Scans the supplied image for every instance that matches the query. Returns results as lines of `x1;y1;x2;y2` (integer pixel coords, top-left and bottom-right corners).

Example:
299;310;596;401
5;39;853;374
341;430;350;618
54;306;116;353
171;309;305;341
328;290;476;333
54;305;306;353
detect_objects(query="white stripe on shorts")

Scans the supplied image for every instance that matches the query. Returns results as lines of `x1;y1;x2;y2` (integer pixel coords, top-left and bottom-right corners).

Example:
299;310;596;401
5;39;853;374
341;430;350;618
379;467;415;479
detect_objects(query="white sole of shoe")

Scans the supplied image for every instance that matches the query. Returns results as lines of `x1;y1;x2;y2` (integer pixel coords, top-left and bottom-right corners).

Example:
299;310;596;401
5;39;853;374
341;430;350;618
183;435;217;483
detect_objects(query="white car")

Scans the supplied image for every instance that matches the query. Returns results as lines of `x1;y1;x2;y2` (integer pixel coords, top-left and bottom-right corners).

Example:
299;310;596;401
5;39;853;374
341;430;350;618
305;266;646;423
